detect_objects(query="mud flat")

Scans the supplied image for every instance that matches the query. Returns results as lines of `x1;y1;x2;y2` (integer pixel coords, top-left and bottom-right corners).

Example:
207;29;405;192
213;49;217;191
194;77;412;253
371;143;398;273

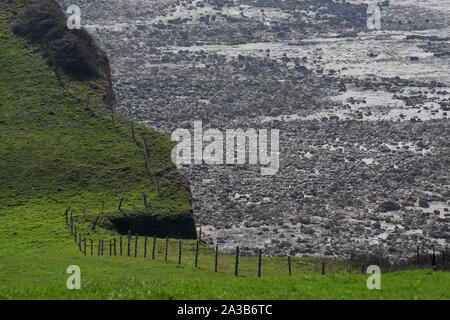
58;0;450;261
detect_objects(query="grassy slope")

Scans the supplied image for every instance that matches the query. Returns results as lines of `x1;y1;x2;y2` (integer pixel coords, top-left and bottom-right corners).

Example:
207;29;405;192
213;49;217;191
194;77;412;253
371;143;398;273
0;1;449;300
0;1;192;216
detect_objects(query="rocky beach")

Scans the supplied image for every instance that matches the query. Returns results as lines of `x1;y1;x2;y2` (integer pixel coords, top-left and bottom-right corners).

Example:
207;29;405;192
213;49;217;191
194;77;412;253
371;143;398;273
58;0;450;261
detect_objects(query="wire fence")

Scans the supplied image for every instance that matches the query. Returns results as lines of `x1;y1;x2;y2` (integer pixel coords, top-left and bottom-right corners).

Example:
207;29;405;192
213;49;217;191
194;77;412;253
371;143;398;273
65;210;449;277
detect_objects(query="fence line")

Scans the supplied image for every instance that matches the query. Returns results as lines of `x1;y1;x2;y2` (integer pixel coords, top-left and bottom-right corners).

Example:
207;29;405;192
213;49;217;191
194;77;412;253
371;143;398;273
65;213;450;277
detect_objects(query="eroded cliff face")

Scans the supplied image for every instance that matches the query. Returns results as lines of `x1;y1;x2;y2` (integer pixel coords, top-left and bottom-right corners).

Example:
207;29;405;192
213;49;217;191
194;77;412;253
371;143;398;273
102;61;118;112
12;0;117;110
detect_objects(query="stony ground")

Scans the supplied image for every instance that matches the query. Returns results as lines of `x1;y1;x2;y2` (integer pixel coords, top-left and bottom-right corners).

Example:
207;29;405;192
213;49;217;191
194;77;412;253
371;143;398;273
58;0;450;261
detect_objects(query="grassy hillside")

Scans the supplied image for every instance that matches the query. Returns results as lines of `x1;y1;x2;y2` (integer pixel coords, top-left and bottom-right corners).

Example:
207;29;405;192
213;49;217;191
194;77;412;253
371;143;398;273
0;0;195;238
0;0;449;300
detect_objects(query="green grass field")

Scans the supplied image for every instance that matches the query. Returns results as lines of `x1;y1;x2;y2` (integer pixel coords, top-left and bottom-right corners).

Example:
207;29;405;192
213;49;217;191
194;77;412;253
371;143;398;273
0;0;449;300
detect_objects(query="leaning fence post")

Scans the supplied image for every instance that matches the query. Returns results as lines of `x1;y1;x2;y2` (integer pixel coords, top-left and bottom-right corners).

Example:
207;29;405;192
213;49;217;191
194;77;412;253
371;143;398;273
215;245;219;273
143;193;148;209
195;239;199;267
78;234;82;251
322;262;326;275
118;197;124;211
258;249;262;277
288;256;292;275
64;208;69;225
235;246;239;276
127;230;131;256
144;236;148;258
152;235;156;259
178;240;182;265
135;234;138;258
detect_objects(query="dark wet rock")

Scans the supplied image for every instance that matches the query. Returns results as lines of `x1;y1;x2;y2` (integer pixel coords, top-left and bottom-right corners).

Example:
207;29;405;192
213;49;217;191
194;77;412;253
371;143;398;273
419;199;430;208
379;201;401;212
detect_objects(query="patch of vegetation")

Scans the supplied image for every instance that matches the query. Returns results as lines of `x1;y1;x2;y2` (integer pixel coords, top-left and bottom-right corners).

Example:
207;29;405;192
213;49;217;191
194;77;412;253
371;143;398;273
12;0;107;81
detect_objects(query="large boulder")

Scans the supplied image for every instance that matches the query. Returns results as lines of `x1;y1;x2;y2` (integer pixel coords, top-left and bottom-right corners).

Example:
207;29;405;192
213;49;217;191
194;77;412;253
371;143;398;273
380;201;401;212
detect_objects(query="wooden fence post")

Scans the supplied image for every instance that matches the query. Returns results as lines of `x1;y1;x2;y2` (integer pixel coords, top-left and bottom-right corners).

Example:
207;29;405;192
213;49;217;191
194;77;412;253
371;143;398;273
118;197;124;211
258;249;262;278
178;240;182;265
127;230;131;256
98;239;101;256
109;240;112;256
165;237;169;262
114;238;116;256
432;247;437;269
235;246;239;276
64;208;69;225
143;193;148;209
131;121;136;142
83;237;86;256
74;226;77;242
215;245;219;273
144;236;147;258
417;245;420;265
442;251;447;270
78;234;82;251
91;216;100;232
101;240;104;256
90;239;93;256
322;262;326;275
195;239;199;267
135;234;138;258
288;256;292;275
120;236;123;256
152;235;156;259
446;250;449;270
